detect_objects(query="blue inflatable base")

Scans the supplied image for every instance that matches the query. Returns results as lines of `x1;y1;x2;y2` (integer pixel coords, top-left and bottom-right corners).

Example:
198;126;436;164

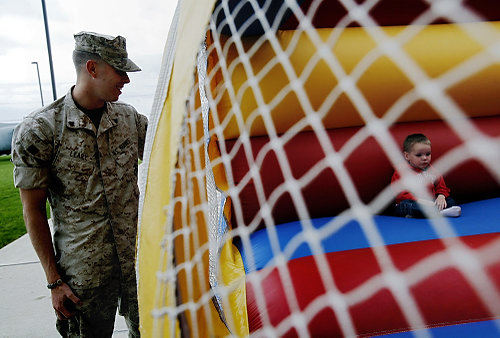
382;319;500;337
236;198;500;273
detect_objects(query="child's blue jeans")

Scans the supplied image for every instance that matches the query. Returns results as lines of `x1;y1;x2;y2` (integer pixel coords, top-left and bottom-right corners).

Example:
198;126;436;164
395;197;457;218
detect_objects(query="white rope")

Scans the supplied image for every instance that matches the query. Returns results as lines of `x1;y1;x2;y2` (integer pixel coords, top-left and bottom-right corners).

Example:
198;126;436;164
151;0;500;336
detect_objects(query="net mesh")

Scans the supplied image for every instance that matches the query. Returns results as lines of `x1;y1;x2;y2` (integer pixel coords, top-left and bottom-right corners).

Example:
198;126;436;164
150;0;500;336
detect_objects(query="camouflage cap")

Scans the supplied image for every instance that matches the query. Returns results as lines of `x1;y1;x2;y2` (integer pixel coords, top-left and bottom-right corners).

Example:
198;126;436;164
74;31;141;72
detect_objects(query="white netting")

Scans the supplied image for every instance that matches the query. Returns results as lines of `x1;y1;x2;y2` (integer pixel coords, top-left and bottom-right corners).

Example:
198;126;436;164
151;0;500;336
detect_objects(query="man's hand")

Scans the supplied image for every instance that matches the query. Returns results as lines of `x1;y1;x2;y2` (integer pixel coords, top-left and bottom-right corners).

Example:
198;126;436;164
435;194;447;211
51;283;82;320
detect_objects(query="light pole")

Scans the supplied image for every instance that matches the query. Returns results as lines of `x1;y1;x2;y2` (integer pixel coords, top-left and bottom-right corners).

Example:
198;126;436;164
41;0;57;100
31;61;44;106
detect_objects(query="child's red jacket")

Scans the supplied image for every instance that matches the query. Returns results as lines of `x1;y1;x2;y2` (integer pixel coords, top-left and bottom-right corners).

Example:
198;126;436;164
391;165;450;204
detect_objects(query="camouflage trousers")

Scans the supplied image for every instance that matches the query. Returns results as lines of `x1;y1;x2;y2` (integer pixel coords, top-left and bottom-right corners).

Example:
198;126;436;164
56;277;139;337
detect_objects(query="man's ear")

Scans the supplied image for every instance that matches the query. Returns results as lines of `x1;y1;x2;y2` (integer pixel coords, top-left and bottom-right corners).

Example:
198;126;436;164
85;60;98;78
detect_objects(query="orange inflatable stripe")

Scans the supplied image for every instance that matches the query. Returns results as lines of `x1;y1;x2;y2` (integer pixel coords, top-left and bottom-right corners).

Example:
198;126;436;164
209;22;500;139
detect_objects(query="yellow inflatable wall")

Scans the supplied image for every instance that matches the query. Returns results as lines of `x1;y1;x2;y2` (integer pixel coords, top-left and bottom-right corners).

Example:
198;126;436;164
212;22;500;139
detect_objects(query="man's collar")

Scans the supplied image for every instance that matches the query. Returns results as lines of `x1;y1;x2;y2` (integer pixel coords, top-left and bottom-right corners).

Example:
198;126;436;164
65;88;118;133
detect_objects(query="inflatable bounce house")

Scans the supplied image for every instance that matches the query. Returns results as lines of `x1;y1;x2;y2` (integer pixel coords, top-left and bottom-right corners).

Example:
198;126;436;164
137;0;500;336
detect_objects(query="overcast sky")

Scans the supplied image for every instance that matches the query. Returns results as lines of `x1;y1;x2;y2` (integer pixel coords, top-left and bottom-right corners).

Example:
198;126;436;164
0;0;177;123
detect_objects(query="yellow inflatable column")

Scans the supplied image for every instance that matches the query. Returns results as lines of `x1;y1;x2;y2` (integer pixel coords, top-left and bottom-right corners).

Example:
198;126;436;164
137;1;218;336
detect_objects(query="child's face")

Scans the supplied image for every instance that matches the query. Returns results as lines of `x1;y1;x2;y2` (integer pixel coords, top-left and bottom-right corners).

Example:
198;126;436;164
404;142;431;170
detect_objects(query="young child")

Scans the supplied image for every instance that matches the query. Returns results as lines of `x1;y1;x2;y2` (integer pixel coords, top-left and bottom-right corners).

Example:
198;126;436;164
392;133;461;218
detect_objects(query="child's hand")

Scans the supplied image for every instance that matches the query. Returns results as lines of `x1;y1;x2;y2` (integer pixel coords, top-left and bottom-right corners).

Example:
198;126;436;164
435;195;447;211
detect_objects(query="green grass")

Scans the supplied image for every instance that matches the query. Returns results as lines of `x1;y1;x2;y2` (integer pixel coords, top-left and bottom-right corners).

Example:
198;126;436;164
0;155;26;248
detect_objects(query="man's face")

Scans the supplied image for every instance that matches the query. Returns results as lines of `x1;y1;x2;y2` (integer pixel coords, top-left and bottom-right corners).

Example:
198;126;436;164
404;142;432;170
95;61;130;102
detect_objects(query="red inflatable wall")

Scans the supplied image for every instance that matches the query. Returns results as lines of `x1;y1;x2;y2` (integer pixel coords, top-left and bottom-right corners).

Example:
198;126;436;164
246;232;500;336
281;0;500;30
225;116;500;228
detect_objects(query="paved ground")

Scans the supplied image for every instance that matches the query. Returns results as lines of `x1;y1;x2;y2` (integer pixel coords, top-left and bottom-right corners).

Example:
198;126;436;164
0;232;128;337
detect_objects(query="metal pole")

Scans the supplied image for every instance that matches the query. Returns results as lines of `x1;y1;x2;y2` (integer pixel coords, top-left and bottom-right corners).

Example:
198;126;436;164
41;0;57;101
31;61;44;106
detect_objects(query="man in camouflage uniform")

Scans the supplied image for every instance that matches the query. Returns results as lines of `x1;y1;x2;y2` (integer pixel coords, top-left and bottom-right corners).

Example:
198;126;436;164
11;32;147;337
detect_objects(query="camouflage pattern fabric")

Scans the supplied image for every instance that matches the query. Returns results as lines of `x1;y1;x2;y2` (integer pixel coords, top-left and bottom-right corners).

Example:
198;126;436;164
11;88;147;331
56;274;140;337
74;31;141;72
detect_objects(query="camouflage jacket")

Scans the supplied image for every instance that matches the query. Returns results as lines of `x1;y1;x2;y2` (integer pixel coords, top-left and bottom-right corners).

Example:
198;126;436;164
12;88;147;289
